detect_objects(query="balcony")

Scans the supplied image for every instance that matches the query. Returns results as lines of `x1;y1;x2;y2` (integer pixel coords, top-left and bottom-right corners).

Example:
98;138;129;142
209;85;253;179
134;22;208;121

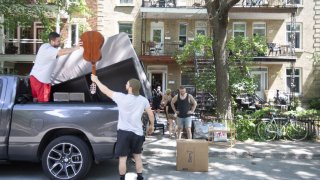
140;41;296;63
141;0;299;19
142;0;299;8
3;38;43;55
0;38;43;62
230;0;300;20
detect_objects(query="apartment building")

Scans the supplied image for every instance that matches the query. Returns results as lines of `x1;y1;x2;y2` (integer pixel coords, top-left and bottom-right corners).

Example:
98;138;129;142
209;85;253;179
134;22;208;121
135;0;317;102
1;0;318;103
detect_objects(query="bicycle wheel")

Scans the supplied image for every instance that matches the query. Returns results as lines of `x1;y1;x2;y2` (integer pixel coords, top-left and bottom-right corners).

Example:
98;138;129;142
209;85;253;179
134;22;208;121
257;121;277;141
286;120;308;141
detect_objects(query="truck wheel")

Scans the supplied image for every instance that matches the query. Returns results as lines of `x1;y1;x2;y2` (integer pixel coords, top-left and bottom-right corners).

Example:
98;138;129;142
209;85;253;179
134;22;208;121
42;136;92;180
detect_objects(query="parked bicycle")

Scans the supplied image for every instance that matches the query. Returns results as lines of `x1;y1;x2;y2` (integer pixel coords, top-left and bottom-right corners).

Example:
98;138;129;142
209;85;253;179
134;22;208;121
257;113;308;141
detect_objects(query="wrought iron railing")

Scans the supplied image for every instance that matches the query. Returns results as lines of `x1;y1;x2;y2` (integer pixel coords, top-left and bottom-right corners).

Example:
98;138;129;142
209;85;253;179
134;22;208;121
142;0;299;8
141;41;181;56
141;41;294;57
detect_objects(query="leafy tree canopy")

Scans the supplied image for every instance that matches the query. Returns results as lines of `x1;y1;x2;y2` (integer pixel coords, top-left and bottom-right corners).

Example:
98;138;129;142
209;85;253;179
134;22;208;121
0;0;91;37
176;34;268;98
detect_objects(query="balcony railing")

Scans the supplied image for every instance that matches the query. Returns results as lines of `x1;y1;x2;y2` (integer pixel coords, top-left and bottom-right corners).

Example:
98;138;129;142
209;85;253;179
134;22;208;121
142;0;298;8
3;38;43;55
141;41;183;56
141;41;294;58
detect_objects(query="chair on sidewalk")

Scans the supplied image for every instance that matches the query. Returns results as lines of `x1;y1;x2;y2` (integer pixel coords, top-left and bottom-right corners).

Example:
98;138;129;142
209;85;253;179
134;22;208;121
154;112;165;135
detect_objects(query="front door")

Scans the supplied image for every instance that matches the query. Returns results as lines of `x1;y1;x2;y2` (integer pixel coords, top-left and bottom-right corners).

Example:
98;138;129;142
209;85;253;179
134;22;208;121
251;68;268;100
147;65;167;93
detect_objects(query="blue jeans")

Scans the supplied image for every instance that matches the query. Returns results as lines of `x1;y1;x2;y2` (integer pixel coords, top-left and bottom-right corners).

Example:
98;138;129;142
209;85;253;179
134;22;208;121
177;117;192;129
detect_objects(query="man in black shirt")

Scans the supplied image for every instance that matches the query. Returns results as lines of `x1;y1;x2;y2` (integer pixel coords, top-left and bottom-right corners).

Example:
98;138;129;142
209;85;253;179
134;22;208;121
171;86;197;139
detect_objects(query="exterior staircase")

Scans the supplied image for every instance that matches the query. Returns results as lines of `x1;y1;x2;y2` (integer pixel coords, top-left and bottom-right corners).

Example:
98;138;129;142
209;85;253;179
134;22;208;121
193;57;216;120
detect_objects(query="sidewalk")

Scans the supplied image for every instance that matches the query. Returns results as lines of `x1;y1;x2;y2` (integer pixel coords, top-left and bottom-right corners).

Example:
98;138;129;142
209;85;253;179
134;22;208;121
144;114;320;160
143;135;320;160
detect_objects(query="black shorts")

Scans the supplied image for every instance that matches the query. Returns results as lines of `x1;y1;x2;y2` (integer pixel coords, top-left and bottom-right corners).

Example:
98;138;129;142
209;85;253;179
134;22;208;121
115;129;145;157
152;103;161;110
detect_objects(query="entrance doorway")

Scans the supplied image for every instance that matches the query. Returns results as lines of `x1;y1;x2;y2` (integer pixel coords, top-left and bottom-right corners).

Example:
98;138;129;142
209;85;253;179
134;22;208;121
151;73;162;91
147;65;167;93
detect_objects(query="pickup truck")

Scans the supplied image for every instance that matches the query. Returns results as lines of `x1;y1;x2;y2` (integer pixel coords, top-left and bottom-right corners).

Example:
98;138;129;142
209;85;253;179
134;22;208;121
0;34;151;179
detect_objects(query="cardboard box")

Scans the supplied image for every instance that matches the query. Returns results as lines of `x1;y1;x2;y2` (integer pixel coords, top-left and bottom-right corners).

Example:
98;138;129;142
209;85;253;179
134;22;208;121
176;139;208;172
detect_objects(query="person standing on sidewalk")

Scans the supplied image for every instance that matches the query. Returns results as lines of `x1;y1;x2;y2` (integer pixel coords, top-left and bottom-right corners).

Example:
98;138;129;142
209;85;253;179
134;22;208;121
171;86;197;139
29;32;82;102
152;85;163;117
161;89;176;138
91;75;154;180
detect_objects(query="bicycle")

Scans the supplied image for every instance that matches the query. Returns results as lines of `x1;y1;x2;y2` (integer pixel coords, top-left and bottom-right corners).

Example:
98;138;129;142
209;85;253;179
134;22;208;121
257;113;308;141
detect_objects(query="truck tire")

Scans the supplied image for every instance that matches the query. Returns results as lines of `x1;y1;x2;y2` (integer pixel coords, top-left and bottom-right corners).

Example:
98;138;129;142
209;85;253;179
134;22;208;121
42;136;92;180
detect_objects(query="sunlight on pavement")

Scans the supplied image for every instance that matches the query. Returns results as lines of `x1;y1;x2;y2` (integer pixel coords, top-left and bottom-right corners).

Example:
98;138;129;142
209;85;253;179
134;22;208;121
295;171;318;179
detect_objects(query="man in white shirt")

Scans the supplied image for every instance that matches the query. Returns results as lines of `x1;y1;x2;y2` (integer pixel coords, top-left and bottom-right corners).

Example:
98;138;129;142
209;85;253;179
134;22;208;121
29;32;81;102
91;74;154;180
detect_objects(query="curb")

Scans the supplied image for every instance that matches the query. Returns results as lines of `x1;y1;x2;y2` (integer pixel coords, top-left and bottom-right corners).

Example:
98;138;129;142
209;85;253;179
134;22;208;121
143;149;320;160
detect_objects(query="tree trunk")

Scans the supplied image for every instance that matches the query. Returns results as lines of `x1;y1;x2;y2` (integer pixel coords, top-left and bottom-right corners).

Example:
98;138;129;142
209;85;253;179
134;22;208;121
210;13;233;120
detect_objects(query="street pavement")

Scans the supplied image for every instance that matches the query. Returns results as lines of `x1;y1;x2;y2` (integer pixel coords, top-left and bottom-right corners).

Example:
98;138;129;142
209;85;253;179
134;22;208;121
150;114;320;160
1;114;319;180
143;135;320;160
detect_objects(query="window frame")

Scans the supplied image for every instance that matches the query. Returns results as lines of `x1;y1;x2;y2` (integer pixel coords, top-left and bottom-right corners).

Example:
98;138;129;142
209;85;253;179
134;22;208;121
286;0;302;5
285;68;302;95
117;0;134;6
252;22;266;37
71;23;79;46
119;22;133;43
179;23;188;48
233;22;246;37
286;22;302;49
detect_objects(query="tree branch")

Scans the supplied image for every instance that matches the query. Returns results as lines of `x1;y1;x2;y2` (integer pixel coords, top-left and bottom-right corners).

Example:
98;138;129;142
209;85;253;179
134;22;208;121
226;0;240;10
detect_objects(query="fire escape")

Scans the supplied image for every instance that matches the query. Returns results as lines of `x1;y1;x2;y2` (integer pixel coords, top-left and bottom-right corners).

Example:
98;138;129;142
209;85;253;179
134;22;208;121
289;0;297;104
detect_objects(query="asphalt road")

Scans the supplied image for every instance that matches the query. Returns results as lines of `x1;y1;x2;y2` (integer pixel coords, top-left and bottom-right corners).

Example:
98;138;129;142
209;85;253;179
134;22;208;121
0;156;319;180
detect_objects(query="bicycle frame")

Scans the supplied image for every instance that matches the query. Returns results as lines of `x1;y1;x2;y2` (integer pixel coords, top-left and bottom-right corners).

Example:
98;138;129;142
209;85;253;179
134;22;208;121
266;117;290;137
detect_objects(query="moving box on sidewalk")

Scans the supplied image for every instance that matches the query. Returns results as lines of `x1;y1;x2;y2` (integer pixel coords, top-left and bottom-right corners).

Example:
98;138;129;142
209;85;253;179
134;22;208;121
176;139;208;172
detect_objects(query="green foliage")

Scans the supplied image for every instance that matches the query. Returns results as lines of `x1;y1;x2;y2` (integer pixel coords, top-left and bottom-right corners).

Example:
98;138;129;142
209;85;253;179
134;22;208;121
0;0;51;31
228;35;268;96
176;34;215;94
283;109;320;118
309;98;320;110
175;35;268;99
235;118;258;141
0;0;91;42
194;66;216;94
176;34;213;65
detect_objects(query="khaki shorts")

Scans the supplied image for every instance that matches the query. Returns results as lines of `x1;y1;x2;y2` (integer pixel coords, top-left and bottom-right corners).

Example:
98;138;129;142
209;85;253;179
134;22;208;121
167;114;176;120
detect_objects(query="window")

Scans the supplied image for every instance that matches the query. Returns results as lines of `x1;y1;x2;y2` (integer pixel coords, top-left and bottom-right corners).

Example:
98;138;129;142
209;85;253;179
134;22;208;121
286;68;301;94
195;28;206;36
71;24;79;46
179;24;187;48
286;0;302;5
120;0;133;4
119;23;133;42
253;23;266;37
286;23;302;49
233;22;246;37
